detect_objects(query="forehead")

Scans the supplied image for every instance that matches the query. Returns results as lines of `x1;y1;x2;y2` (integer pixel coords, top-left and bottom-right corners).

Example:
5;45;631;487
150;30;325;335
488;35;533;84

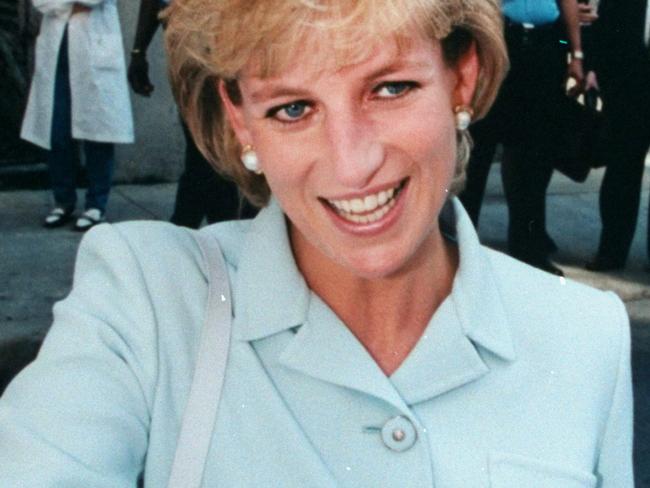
219;1;454;81
241;31;443;90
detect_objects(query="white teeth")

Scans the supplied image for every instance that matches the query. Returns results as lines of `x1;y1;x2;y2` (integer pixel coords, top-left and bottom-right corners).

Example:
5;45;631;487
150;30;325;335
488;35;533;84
335;194;397;224
328;182;402;221
364;194;378;212
350;198;365;213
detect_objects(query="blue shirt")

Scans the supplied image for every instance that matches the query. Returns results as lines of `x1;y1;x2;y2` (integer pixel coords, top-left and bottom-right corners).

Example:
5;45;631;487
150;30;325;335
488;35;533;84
502;0;560;25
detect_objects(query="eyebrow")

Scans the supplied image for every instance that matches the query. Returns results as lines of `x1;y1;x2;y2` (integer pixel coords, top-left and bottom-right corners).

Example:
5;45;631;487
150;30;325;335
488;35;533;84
363;60;428;82
249;59;431;103
250;86;311;104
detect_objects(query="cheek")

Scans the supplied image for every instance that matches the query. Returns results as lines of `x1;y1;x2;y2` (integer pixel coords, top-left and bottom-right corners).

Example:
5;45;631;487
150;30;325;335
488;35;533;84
251;130;309;188
396;105;457;179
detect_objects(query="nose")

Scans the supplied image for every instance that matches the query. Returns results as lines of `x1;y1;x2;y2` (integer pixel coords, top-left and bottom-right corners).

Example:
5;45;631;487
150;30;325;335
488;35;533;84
324;109;385;189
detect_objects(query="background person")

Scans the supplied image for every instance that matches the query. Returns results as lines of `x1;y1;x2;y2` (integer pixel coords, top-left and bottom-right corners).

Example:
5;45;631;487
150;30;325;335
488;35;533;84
459;0;584;276
584;0;650;271
128;0;256;227
21;0;134;231
0;1;632;485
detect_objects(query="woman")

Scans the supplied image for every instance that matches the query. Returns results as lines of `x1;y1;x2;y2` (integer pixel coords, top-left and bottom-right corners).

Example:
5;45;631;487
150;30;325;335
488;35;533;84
0;0;632;486
21;0;134;230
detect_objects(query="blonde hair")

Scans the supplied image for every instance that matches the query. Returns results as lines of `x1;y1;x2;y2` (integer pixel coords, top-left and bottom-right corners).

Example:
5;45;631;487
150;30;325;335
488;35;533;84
164;0;508;206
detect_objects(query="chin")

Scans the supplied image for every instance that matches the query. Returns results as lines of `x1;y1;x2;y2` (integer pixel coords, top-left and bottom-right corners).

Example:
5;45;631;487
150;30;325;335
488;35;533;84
337;247;411;281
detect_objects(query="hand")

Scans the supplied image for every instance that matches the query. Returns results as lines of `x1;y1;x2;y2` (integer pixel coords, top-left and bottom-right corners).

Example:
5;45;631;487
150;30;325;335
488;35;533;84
578;3;598;25
566;58;585;97
128;54;154;97
71;3;91;14
584;70;599;92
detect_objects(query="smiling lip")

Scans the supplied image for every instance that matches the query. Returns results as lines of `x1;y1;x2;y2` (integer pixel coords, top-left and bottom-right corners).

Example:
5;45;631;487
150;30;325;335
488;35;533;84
320;178;409;235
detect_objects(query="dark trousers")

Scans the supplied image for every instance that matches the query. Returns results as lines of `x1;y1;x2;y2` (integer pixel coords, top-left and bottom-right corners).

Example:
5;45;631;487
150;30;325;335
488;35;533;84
460;20;566;260
595;95;650;263
170;123;256;228
461;131;555;260
48;29;114;212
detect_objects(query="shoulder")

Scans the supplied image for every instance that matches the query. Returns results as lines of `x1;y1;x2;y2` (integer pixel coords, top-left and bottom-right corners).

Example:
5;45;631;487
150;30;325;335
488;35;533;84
69;218;252;381
198;218;254;271
80;219;252;273
485;246;625;317
484;247;629;370
481;247;632;466
75;219;253;303
85;220;197;251
77;221;203;280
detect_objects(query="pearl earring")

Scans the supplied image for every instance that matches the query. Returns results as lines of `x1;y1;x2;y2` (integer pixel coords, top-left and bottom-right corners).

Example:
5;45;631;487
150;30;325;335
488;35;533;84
240;144;262;174
454;105;474;131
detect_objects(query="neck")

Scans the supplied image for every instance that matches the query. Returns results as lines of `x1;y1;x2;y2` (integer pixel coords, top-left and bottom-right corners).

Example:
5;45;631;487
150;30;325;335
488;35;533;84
292;226;458;376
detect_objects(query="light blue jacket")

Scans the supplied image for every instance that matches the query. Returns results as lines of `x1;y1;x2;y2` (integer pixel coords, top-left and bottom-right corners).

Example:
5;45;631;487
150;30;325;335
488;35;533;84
0;199;633;487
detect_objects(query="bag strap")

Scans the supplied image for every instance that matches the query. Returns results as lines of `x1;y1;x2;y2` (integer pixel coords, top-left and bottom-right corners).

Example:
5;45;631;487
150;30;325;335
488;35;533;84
167;231;232;488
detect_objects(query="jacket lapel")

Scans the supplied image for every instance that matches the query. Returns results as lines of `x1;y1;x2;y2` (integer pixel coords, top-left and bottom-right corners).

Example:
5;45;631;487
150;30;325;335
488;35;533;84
234;198;516;409
278;294;410;413
390;199;516;405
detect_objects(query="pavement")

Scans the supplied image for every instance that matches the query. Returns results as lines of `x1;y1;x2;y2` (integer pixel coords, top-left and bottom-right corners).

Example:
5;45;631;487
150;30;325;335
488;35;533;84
1;162;649;483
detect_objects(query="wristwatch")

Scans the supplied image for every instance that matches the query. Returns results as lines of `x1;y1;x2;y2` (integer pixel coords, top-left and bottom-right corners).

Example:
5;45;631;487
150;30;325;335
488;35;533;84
571;50;584;60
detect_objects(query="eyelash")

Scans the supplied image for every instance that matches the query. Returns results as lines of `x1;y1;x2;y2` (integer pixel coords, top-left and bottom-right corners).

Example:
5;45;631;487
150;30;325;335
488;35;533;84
373;80;419;98
265;101;311;123
265;81;419;124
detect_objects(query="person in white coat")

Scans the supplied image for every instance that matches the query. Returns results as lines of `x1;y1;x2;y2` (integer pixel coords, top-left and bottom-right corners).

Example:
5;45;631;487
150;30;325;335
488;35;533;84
21;0;133;230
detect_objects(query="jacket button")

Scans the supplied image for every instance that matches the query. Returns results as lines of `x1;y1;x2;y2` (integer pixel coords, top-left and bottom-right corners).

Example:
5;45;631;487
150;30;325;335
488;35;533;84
381;416;417;452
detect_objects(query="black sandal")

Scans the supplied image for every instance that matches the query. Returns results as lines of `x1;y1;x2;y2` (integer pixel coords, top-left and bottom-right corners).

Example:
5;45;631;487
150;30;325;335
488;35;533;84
43;207;74;228
74;208;105;232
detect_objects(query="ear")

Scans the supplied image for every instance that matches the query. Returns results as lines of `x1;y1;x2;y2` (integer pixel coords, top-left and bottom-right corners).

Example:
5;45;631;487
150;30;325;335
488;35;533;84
451;41;480;107
218;79;253;147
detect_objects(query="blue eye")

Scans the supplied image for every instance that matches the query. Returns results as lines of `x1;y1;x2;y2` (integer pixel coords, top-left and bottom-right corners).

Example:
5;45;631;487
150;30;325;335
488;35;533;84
283;103;306;118
375;81;417;98
267;101;312;122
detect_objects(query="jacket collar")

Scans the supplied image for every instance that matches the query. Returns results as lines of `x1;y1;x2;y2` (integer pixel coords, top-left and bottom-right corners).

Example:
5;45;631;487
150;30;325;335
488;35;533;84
234;197;516;364
233;198;310;341
446;199;517;362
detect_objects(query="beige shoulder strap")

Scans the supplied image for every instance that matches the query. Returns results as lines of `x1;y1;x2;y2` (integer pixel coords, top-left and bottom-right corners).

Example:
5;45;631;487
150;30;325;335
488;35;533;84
167;231;232;488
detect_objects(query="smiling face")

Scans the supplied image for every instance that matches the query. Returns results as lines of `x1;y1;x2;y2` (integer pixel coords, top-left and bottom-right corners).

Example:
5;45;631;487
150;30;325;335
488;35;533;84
220;32;478;280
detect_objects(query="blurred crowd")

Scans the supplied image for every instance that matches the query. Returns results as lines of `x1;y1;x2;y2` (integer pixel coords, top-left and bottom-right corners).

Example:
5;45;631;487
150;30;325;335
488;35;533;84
458;0;650;275
17;0;650;274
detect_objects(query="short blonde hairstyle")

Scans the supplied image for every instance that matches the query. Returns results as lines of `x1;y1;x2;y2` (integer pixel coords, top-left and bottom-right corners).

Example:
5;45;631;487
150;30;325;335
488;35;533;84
164;0;508;207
